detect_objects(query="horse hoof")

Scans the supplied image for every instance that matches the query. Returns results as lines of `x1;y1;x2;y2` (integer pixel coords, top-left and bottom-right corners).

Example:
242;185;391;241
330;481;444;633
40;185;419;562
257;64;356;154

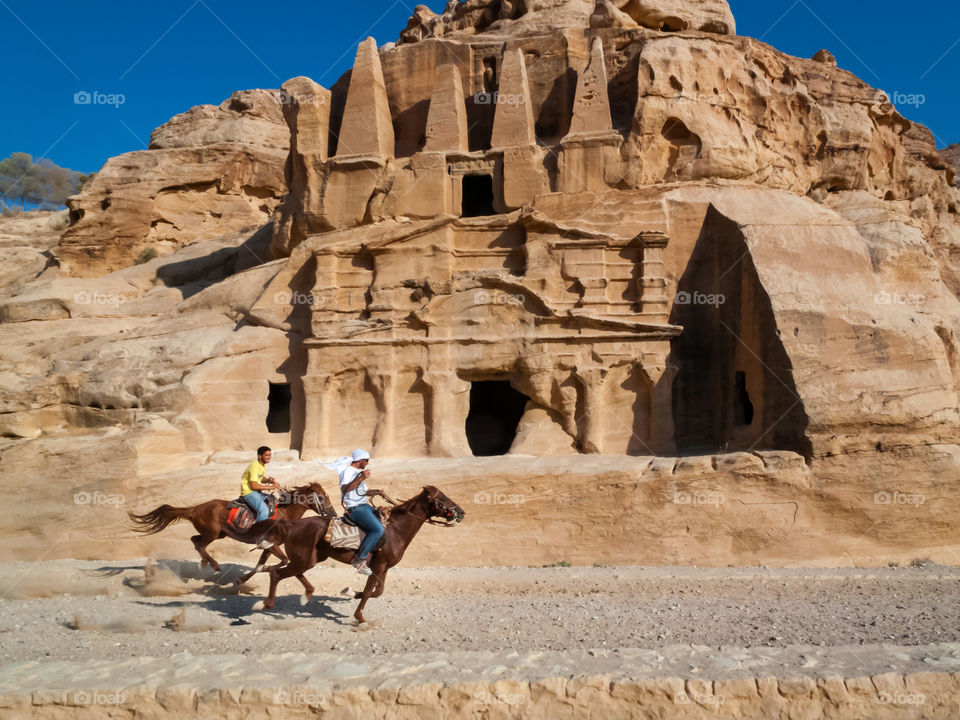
252;601;265;611
300;594;310;606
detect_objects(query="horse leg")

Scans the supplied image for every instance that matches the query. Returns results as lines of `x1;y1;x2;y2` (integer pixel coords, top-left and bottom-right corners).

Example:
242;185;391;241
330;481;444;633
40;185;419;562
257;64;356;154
191;534;221;572
297;574;315;605
253;548;272;572
269;546;289;566
260;561;305;611
353;570;387;599
353;573;380;624
236;549;273;585
371;570;388;598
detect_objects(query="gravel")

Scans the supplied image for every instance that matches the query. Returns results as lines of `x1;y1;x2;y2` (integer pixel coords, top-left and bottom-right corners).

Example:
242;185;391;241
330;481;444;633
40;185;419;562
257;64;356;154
0;560;958;664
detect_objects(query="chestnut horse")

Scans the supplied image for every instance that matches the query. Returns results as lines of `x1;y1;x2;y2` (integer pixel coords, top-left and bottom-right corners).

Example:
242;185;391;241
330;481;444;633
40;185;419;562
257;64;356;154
260;486;464;623
128;483;336;573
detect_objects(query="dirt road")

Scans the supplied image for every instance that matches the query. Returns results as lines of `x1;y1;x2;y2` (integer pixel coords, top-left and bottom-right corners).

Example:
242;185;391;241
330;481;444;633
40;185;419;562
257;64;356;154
1;560;958;664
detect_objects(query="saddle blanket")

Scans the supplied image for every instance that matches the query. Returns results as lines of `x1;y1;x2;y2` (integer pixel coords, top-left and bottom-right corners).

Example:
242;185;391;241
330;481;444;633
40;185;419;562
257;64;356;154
226;495;277;531
324;517;364;550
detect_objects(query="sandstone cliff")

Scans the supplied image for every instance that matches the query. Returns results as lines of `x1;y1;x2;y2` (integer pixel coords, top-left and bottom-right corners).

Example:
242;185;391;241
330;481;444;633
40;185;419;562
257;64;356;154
1;0;959;566
56;89;289;277
397;0;735;45
944;143;960;188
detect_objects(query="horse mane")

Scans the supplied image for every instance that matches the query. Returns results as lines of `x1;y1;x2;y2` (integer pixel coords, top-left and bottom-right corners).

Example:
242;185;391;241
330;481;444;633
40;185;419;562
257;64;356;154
291;482;323;494
279;482;328;505
388;487;432;516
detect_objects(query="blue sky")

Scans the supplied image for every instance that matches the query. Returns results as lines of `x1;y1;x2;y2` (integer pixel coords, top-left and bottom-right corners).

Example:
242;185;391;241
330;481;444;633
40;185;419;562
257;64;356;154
2;0;957;174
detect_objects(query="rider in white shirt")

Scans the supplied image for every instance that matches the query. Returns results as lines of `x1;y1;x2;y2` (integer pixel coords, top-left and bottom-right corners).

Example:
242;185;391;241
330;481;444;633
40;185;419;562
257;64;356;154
327;449;385;575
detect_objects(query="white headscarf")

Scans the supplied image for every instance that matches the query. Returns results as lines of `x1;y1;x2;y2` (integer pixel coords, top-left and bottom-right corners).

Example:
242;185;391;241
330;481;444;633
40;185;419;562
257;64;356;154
323;448;370;474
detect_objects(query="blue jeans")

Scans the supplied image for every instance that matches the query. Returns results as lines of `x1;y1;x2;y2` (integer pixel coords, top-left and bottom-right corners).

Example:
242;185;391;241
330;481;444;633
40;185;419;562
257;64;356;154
243;491;270;522
346;504;384;560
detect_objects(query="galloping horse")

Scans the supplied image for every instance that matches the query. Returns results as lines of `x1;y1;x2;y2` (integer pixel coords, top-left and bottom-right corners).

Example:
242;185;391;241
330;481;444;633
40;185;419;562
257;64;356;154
260;486;464;623
128;483;335;573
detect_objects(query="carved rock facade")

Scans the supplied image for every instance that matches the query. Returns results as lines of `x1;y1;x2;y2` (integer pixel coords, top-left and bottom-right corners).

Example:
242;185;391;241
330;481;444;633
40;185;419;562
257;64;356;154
263;1;960;465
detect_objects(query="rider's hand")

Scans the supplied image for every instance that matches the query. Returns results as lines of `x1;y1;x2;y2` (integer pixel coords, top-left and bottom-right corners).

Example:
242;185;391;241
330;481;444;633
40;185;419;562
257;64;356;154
367;488;382;496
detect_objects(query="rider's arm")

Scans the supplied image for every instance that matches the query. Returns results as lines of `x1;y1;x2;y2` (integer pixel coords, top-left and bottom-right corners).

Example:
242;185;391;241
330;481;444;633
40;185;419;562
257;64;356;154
341;469;370;494
250;479;276;491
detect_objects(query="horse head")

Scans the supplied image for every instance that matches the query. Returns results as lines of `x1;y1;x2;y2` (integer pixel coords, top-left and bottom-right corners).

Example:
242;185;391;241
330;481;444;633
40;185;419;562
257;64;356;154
281;483;336;517
422;485;465;525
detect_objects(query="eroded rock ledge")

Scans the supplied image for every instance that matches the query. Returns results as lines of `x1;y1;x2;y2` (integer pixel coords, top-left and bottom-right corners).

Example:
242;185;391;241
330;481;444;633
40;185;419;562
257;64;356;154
2;645;958;718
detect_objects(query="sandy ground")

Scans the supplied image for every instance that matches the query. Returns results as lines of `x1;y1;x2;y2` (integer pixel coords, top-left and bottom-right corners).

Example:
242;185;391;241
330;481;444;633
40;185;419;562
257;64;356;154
0;559;958;665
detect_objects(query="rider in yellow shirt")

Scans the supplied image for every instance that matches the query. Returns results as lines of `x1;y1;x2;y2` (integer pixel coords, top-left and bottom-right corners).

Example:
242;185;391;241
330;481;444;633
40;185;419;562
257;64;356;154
241;446;278;548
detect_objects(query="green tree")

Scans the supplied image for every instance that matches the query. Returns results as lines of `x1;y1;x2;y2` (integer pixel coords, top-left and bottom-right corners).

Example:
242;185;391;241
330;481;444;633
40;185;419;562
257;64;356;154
76;172;95;192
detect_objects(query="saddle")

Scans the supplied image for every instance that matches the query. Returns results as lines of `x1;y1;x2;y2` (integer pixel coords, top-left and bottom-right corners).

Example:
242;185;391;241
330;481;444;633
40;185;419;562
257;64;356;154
226;494;278;531
324;506;389;551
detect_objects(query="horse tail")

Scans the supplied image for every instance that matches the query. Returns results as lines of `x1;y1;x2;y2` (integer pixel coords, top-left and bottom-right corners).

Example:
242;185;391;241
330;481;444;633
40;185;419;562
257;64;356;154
127;504;195;535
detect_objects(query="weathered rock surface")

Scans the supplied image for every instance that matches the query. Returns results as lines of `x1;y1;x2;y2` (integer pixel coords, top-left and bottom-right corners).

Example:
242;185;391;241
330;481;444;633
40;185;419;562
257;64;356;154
944;143;960;187
1;0;960;571
397;0;735;44
32;451;950;567
1;643;958;719
614;0;735;34
0;212;294;450
0;211;65;294
56;90;288;277
148;88;289;152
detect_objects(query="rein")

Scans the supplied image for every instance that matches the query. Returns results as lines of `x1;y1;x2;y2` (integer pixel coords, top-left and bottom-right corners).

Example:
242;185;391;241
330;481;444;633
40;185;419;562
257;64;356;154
389;499;460;528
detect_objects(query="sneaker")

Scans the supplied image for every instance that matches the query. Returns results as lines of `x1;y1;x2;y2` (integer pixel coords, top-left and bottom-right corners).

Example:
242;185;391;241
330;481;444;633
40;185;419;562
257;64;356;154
256;539;274;550
351;557;372;576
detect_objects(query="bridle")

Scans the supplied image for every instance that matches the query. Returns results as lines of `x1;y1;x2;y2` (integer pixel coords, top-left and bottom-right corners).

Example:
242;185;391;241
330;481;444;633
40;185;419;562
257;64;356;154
278;487;336;518
404;496;462;527
308;491;336;518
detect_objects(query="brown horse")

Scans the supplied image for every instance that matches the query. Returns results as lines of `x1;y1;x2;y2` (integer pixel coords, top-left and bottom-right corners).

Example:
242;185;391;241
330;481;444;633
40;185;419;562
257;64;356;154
128;483;336;574
259;486;464;623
